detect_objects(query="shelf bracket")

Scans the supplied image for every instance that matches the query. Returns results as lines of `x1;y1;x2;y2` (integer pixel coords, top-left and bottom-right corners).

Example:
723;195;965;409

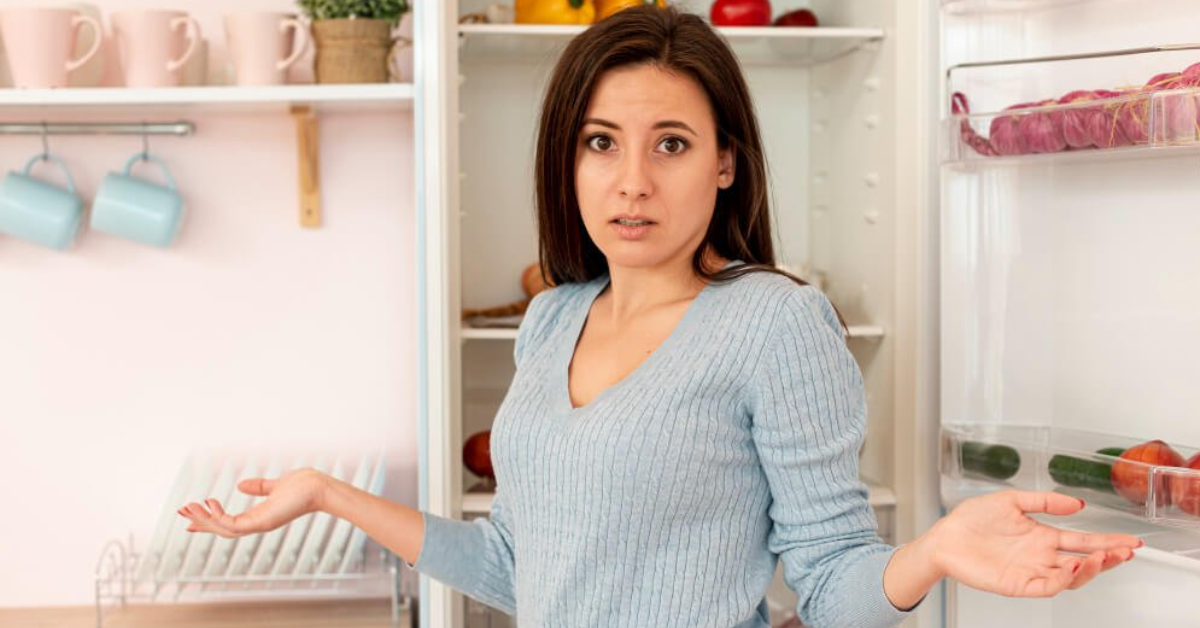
289;105;321;228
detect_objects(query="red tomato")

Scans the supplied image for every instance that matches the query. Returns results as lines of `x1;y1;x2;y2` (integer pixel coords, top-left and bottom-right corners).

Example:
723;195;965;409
1111;439;1185;506
773;8;818;27
1170;452;1200;517
710;0;771;27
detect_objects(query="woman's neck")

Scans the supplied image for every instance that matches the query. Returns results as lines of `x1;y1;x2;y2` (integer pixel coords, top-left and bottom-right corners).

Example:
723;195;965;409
602;249;728;322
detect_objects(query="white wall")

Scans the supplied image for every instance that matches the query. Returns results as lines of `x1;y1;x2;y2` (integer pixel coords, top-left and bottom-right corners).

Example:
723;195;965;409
0;0;418;607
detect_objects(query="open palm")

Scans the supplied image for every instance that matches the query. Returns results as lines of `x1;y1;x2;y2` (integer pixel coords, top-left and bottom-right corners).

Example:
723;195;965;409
177;468;327;538
934;490;1142;597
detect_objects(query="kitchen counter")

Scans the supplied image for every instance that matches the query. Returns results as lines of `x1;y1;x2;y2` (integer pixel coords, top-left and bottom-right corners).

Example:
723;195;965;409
0;598;413;628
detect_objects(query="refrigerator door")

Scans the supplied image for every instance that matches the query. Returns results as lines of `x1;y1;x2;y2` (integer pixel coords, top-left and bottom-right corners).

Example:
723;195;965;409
939;0;1200;627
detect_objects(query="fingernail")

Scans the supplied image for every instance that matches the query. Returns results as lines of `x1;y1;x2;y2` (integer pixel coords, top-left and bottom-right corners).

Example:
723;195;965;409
1137;539;1145;548
1078;498;1086;508
1072;563;1081;574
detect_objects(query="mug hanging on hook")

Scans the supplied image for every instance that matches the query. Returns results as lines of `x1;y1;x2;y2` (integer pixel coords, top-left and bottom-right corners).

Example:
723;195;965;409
0;124;85;250
90;132;186;248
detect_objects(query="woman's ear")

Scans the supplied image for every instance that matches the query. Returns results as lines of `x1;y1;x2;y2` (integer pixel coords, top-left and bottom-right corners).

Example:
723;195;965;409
717;146;736;189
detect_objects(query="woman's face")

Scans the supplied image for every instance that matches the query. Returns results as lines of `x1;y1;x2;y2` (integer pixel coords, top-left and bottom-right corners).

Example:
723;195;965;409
574;63;735;272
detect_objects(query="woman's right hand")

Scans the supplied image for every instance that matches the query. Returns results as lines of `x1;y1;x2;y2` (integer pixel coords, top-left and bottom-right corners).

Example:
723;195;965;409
178;468;331;538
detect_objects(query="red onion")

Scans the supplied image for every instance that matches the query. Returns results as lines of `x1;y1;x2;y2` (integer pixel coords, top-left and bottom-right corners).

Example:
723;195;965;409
951;92;998;157
990;102;1037;155
1088;89;1132;148
1017;99;1066;153
1144;71;1182;91
1055;90;1098;149
1115;89;1152;145
1183;62;1200;83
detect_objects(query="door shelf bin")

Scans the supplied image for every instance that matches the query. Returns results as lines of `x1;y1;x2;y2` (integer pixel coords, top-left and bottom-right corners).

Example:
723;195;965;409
946;85;1200;164
941;424;1200;529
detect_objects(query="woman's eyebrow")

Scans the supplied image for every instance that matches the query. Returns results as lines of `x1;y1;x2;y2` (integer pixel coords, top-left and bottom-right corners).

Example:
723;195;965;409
581;118;699;136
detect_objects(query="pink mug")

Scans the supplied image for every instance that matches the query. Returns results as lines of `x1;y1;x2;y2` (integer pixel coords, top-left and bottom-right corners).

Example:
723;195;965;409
112;9;202;87
224;12;309;86
0;8;102;88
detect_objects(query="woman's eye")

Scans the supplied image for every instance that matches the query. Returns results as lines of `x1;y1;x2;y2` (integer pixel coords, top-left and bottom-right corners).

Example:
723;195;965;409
587;135;614;152
658;136;687;154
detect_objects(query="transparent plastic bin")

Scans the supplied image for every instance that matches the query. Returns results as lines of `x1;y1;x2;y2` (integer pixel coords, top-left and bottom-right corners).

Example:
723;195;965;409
945;86;1200;163
941;423;1200;528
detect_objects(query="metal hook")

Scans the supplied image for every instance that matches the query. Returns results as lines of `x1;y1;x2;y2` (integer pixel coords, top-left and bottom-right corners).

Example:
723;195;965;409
40;121;49;161
141;121;149;161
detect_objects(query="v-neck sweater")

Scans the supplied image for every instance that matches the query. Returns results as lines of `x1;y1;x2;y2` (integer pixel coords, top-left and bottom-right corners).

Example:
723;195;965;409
411;264;916;628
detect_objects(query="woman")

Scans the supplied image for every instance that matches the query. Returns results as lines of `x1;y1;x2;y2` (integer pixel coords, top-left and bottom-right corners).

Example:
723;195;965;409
179;7;1142;628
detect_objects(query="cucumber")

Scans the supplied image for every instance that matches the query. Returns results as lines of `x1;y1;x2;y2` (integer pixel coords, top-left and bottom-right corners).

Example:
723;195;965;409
1048;447;1126;493
961;441;1021;480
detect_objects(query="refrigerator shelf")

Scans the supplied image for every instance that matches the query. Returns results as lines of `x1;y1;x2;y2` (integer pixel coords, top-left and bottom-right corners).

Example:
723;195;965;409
941;0;1120;15
942;424;1200;530
457;24;884;66
944;85;1200;164
461;483;898;516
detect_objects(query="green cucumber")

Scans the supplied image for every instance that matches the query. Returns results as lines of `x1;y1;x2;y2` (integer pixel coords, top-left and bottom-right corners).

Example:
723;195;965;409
1048;447;1126;493
961;441;1021;480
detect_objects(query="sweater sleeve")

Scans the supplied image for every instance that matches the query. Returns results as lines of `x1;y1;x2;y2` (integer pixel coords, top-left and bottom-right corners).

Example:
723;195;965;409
405;287;568;614
749;287;920;628
409;489;519;615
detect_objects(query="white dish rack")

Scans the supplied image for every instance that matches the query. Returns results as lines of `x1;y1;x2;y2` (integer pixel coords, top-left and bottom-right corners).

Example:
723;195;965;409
93;452;417;628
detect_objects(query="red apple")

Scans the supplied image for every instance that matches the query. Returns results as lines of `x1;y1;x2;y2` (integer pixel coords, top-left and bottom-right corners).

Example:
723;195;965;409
773;8;818;27
1111;439;1185;506
1170;452;1200;517
711;0;772;27
463;430;494;479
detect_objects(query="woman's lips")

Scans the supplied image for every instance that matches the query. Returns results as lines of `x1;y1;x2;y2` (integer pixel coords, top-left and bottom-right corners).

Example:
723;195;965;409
610;221;654;240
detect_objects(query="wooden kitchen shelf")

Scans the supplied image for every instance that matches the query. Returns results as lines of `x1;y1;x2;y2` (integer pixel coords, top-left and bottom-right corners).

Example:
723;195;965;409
0;84;415;113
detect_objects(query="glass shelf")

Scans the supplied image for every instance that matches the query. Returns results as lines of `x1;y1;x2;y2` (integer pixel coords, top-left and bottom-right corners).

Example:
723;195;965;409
944;85;1200;165
941;0;1123;14
461;324;885;341
460;483;896;516
942;423;1200;530
457;24;884;66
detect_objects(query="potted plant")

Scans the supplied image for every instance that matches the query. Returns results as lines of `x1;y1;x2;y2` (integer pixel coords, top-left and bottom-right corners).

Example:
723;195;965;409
296;0;409;84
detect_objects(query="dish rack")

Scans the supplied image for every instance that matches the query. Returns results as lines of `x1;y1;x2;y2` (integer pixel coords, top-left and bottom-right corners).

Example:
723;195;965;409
95;536;415;627
94;451;417;628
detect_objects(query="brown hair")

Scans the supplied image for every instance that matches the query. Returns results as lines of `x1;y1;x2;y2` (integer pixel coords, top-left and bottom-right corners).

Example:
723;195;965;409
534;4;808;291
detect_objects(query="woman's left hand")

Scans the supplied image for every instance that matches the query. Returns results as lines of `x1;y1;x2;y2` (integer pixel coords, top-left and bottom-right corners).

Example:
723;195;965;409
930;490;1143;596
886;489;1144;610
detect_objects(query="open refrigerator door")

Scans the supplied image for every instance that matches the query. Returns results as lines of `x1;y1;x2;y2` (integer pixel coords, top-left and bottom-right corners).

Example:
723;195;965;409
939;0;1200;626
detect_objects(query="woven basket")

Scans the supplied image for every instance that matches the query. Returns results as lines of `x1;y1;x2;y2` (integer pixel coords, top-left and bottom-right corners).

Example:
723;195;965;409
311;18;391;84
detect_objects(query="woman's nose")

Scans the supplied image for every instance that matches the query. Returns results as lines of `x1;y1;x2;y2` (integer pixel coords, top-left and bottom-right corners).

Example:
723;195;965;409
617;152;653;200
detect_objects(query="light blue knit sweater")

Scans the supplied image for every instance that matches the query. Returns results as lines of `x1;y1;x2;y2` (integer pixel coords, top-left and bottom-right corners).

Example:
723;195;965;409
412;263;916;628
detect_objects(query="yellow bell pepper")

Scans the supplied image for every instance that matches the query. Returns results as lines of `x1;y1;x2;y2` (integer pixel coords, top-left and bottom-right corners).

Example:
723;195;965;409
515;0;597;25
595;0;666;22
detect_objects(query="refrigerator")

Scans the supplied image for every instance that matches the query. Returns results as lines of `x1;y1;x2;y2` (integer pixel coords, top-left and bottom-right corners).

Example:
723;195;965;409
937;0;1200;627
414;1;1200;627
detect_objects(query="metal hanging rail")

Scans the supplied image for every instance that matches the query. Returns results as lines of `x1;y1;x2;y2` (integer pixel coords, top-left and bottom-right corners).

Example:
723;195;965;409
0;121;194;136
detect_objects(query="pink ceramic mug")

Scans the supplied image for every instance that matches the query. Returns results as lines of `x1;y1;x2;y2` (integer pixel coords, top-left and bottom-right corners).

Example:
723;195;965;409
0;8;102;88
224;12;309;86
112;9;202;87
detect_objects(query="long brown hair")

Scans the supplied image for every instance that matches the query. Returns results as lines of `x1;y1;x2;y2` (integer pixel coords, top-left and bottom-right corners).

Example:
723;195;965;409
534;5;807;291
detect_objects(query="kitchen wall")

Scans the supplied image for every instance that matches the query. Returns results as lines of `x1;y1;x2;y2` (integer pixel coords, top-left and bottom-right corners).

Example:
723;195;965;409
0;0;418;607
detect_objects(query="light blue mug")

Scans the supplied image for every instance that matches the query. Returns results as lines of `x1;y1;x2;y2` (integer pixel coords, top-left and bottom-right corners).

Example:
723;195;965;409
0;154;84;250
90;153;184;248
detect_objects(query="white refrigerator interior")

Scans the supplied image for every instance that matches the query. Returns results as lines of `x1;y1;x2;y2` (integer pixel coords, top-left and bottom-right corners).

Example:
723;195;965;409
940;0;1200;626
